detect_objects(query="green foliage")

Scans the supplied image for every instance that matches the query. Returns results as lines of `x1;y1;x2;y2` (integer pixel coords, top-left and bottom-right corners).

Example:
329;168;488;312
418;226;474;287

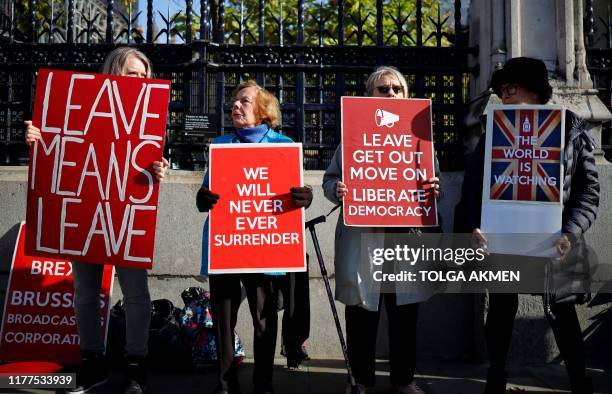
12;0;65;40
121;0;138;9
173;13;201;40
219;0;456;46
11;0;139;42
10;0;456;46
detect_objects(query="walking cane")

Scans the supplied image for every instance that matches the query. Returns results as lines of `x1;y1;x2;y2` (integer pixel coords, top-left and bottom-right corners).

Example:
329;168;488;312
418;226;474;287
305;211;361;394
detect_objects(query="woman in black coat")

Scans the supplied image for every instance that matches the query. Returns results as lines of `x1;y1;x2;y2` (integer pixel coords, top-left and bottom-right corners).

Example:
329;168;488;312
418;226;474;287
458;57;599;394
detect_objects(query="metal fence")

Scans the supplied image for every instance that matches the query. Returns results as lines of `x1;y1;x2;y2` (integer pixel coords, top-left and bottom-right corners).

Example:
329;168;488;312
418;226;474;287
0;0;475;170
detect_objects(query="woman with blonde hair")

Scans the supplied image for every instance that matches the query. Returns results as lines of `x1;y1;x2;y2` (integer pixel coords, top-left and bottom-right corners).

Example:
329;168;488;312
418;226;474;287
323;66;440;394
25;46;168;394
197;80;313;394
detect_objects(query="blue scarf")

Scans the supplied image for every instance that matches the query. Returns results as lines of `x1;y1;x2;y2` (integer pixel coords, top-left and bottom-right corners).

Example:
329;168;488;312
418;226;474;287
235;124;269;143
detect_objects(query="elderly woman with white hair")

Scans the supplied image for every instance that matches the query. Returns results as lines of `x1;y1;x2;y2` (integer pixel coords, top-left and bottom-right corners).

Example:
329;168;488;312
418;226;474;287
323;66;440;394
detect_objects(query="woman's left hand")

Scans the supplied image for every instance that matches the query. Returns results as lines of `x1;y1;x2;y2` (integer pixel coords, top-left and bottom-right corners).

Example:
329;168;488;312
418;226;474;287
555;234;572;259
291;186;313;208
424;176;441;199
152;158;169;181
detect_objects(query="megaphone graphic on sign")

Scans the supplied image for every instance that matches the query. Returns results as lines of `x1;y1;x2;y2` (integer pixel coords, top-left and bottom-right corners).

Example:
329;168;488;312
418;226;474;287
375;109;400;128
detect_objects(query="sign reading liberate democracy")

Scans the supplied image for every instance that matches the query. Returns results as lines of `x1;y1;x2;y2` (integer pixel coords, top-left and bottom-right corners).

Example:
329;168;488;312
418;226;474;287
208;144;306;274
25;69;171;269
0;222;114;364
481;105;565;256
341;97;437;227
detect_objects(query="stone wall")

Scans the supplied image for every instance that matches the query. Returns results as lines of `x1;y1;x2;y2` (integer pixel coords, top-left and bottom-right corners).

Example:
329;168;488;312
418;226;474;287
1;167;611;363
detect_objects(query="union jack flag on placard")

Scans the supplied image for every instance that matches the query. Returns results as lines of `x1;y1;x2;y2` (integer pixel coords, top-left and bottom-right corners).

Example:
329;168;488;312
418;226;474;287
489;109;563;202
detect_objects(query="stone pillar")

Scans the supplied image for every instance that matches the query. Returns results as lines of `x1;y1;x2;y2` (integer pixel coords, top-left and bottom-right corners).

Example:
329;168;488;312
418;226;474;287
468;0;612;139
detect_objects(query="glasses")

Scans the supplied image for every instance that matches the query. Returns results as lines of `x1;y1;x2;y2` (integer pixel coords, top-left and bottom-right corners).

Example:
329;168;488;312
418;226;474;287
375;85;404;94
500;84;518;97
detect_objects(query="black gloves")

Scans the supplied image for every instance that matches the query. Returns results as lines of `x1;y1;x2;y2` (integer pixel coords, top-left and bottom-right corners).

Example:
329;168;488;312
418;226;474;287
197;186;313;211
290;186;313;208
196;187;220;212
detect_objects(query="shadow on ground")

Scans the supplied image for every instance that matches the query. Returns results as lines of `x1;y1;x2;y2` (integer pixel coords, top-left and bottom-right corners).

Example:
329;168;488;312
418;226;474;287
40;359;612;394
28;359;607;394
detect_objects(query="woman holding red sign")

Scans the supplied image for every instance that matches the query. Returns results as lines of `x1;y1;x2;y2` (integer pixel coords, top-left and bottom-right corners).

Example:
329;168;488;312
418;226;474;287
323;66;441;394
196;80;313;394
25;47;168;394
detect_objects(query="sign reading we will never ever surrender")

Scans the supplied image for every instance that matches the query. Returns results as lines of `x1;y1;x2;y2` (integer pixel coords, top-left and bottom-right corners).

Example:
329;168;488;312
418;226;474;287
25;69;171;269
341;97;437;227
481;105;565;256
208;144;306;274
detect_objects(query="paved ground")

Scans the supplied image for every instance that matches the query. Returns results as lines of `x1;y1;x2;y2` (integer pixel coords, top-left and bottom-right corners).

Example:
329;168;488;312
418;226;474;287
9;359;612;394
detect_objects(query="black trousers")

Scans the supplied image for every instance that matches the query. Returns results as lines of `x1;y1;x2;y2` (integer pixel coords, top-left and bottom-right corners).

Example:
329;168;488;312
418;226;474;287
486;293;587;389
278;266;310;357
210;274;278;391
345;293;419;387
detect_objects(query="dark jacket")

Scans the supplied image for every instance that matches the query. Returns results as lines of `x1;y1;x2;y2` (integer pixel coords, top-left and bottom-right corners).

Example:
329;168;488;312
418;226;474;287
456;111;599;236
455;110;600;304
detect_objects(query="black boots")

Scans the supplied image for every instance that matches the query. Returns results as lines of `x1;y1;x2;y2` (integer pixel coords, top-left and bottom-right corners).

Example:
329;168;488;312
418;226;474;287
570;376;594;394
483;368;507;394
66;351;109;394
123;355;148;394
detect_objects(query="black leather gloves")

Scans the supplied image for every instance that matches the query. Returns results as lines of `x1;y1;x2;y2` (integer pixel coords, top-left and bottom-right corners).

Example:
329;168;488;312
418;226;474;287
290;186;313;208
196;187;220;212
197;186;313;211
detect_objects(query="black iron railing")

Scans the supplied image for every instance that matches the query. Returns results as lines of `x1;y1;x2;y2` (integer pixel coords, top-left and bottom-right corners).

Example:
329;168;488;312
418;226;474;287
0;0;475;170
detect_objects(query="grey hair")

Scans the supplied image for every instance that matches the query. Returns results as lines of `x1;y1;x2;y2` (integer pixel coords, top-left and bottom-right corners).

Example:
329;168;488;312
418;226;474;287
100;47;152;77
364;66;409;97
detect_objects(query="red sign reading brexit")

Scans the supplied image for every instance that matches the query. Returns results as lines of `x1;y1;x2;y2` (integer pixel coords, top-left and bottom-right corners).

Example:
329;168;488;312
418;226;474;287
208;144;306;274
341;97;437;227
0;222;114;365
25;69;171;269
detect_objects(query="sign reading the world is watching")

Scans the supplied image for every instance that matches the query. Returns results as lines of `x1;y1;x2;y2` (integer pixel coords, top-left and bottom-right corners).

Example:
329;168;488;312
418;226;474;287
481;104;565;256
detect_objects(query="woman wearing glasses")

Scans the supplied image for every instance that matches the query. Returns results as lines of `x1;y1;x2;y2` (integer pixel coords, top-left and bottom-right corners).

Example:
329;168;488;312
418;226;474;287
322;66;440;394
461;57;598;394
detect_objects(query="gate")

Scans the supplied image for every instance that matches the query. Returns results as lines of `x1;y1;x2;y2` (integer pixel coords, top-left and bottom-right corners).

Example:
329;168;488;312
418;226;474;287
0;0;475;170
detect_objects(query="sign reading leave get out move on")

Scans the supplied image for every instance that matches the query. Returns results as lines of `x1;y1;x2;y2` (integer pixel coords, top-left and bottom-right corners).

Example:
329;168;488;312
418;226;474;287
208;143;306;274
25;69;171;269
341;97;437;227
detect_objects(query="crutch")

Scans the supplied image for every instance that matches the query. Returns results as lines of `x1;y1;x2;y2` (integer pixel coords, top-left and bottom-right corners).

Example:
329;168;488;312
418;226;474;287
305;210;361;394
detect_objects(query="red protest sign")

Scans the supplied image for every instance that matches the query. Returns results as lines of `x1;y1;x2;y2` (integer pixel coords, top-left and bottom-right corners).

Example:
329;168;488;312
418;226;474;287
25;69;171;269
341;97;437;227
0;222;114;365
208;143;306;274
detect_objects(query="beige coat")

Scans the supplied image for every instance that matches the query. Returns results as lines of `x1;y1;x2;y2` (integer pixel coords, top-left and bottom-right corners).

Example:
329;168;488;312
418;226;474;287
322;146;439;311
